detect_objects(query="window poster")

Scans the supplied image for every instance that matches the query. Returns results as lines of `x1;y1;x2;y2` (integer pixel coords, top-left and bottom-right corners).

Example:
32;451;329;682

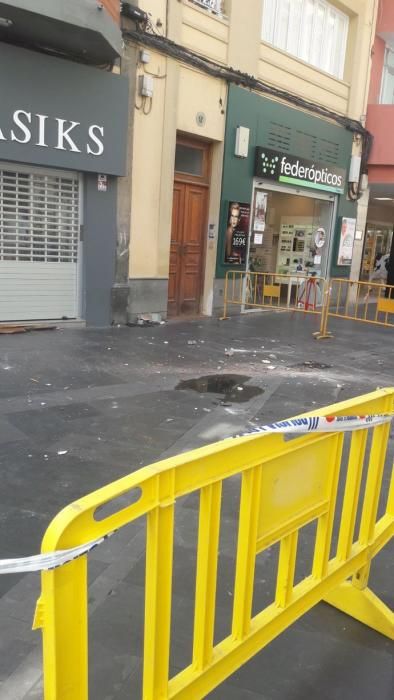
253;191;268;232
337;217;356;266
224;201;251;265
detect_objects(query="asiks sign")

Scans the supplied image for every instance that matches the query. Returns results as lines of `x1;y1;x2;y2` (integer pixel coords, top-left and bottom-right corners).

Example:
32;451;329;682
255;147;346;194
0;43;128;176
0;111;105;156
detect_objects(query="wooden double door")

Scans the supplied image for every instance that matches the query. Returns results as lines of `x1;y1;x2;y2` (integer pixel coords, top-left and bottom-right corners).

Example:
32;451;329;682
168;180;208;317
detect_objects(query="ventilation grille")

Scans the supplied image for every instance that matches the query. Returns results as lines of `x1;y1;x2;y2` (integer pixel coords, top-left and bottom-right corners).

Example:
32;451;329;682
317;139;340;165
294;130;318;161
267;122;291;151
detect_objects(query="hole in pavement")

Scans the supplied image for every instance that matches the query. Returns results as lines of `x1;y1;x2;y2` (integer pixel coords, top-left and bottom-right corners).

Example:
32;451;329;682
175;374;264;403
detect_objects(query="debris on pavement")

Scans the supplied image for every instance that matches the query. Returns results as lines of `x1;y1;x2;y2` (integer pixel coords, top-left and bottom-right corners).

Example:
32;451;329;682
0;324;57;334
0;325;27;334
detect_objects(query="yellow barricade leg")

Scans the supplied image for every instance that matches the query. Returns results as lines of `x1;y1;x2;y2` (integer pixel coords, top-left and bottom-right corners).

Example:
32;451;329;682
324;582;394;640
34;558;89;700
324;390;394;640
314;279;333;340
220;272;229;320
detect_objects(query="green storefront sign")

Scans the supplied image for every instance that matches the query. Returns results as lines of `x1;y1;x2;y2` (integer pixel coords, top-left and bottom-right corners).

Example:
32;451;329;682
216;85;356;280
255;147;346;195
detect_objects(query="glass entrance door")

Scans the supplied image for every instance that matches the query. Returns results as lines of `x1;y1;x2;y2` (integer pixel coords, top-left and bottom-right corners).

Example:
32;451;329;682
246;187;335;278
360;225;393;281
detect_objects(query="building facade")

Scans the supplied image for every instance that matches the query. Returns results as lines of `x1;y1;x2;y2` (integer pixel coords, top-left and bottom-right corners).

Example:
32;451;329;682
354;0;394;283
123;0;377;322
0;0;130;326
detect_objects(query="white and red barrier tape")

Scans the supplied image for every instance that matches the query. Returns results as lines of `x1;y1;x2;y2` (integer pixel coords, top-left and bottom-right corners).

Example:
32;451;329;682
1;414;392;575
239;413;393;436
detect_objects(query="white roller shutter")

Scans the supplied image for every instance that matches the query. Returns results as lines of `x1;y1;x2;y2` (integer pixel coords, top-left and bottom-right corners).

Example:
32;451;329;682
0;164;81;321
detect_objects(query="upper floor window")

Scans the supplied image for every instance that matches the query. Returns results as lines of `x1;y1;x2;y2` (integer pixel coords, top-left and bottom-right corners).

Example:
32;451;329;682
188;0;224;16
262;0;349;80
380;46;394;104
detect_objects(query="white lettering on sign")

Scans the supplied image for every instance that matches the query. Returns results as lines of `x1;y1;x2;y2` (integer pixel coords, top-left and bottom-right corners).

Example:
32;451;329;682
87;125;105;156
0;111;105;156
11;110;32;143
36;114;48;148
280;155;343;188
55;119;81;153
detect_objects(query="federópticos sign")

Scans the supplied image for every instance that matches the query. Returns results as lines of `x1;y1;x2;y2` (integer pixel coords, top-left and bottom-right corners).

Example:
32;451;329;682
255;147;346;194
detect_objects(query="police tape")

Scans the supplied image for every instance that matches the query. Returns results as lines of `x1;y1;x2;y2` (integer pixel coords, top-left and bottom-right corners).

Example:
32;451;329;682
1;413;393;575
0;534;114;575
239;413;393;436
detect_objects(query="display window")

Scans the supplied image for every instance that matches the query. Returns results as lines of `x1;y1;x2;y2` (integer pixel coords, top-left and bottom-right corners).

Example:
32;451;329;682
360;225;393;281
245;183;335;279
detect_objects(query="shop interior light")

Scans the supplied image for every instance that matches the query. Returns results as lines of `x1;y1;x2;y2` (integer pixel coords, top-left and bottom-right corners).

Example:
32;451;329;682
0;17;12;27
374;197;394;201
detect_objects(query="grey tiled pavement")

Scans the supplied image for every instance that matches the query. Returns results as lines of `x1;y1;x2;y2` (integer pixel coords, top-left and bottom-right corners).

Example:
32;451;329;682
0;311;393;699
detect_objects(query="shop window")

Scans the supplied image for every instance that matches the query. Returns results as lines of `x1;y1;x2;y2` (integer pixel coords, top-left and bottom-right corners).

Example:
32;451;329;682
245;189;334;279
380;46;394;105
361;226;393;281
262;0;349;80
175;144;204;177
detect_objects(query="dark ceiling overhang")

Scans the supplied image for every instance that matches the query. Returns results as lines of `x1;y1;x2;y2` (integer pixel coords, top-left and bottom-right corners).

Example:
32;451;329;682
0;0;122;64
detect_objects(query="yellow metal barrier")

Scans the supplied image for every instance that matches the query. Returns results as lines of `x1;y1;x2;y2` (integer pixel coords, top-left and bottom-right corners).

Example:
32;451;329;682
222;270;326;319
34;389;394;699
316;278;394;339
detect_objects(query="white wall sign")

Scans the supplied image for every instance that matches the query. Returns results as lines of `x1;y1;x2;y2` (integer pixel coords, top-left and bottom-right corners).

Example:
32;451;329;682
97;174;108;192
196;112;206;127
338;217;356;266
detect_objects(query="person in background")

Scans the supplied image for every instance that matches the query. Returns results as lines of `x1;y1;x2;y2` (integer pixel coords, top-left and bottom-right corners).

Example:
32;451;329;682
385;237;394;298
369;252;389;284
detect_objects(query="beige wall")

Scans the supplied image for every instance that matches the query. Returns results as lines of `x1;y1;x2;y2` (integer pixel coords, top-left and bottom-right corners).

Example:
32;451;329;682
127;0;378;314
129;0;227;308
